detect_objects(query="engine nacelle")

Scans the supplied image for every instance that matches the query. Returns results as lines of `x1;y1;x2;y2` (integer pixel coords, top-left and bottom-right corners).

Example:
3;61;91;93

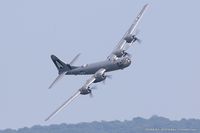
124;34;137;43
112;50;127;57
94;68;106;83
80;88;91;95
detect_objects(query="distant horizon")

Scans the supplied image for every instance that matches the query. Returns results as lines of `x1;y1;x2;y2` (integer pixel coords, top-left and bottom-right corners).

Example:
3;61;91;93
1;115;200;130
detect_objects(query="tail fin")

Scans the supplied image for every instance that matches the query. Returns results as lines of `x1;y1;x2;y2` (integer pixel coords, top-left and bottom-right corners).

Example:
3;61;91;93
51;53;80;74
51;55;70;74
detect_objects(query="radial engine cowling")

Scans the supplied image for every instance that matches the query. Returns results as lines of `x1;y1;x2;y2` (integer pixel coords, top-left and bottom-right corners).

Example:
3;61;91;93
80;88;91;95
94;68;106;83
112;50;127;57
124;34;137;43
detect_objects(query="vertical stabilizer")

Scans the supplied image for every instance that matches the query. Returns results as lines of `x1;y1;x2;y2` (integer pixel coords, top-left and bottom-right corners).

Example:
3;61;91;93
51;55;69;74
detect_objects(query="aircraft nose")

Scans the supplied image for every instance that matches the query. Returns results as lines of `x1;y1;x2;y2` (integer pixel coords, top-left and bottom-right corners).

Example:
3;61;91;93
127;58;131;65
123;58;131;67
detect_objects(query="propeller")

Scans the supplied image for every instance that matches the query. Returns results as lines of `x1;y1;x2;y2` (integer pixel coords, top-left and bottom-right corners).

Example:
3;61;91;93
90;86;98;90
126;53;132;58
124;31;142;51
133;36;142;44
89;86;97;98
102;75;112;84
133;29;142;44
89;92;94;98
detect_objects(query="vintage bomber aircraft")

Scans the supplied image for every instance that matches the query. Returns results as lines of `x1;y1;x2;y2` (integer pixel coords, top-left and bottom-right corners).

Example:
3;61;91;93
45;4;149;121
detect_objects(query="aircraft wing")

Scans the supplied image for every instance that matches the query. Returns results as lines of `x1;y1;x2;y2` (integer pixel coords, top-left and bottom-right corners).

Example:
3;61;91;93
83;76;96;88
45;90;80;121
109;4;149;58
45;73;98;121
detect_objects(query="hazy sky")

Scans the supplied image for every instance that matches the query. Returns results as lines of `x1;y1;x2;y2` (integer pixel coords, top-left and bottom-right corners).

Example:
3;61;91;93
0;0;200;130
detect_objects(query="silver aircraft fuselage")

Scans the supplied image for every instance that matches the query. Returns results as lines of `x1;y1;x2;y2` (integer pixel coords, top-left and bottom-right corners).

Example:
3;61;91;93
66;56;131;75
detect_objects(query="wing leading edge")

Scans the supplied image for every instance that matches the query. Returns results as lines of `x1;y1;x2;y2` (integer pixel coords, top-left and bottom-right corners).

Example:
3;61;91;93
45;90;80;121
45;69;105;121
108;4;149;59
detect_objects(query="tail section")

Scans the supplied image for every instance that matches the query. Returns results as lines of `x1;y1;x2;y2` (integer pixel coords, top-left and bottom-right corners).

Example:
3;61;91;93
49;53;80;89
51;55;70;74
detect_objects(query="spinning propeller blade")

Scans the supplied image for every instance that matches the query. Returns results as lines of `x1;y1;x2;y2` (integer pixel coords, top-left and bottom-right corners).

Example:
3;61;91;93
89;86;97;98
102;75;112;84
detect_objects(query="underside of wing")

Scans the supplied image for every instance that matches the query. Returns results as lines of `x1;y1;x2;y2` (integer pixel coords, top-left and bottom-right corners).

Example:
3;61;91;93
45;90;80;121
108;4;149;59
45;68;106;121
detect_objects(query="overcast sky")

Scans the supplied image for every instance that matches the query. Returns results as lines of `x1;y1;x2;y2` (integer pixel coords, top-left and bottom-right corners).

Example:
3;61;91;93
0;0;200;130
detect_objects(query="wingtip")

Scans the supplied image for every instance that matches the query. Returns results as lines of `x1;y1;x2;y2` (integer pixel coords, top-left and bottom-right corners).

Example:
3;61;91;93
45;115;53;122
48;84;54;89
44;118;50;122
48;86;52;89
